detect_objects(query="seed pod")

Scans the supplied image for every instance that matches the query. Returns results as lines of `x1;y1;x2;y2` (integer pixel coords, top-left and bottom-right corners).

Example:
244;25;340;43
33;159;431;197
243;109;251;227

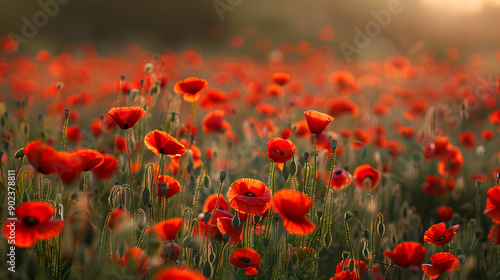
263;238;270;247
64;109;70;117
330;140;338;150
316;210;323;220
220;171;227;182
204;212;212;222
232;215;240;230
304;152;310;162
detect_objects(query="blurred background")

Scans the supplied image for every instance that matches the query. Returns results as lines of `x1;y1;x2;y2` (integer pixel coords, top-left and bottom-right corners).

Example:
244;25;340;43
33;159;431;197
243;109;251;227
2;0;500;60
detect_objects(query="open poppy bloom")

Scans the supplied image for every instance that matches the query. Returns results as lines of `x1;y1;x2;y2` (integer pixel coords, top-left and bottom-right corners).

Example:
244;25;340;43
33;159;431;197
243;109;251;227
488;110;500;128
271;72;290;86
154;266;207;280
3;202;64;247
383;242;425;271
203;193;230;213
157;175;181;200
54;151;81;184
174;77;209;102
424;223;459;246
423;136;451;161
111;247;150;276
351;128;371;150
458;131;477;150
91;153;119;180
195;209;233;240
437;147;463;178
335;259;367;278
271;189;315;235
484;186;500;223
421;175;454;196
73;148;104;171
327;168;352;190
144;130;186;157
108;207;129;231
267;137;296;171
24;140;60;174
147;218;183;241
201;110;231;134
422;252;460;279
228;179;271;215
352;164;380;192
304;110;334;134
230;248;262;275
108;106;146;130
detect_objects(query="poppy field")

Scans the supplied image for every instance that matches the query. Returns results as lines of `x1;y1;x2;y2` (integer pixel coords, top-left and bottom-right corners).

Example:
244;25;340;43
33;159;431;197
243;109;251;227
1;26;500;280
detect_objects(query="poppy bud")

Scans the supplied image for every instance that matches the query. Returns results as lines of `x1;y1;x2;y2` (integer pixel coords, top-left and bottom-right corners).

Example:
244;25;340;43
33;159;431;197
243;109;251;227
316;210;323;220
209;251;216;264
204;175;210;188
202;261;212;278
304;152;309;162
324;231;332;247
232;215;240;230
263;238;270;247
142;187;151;206
289;159;297;176
282;164;290;181
377;221;385;237
220;171;227;182
330;140;338;150
204;212;212;222
222;234;230;244
64;109;69;118
160;182;168;196
344;211;353;221
342;251;349;260
14;148;24;159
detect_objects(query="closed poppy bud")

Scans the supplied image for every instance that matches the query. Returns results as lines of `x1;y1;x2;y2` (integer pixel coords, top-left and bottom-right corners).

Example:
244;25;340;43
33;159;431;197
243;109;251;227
160;182;168;196
220;171;227;182
437;206;453;222
14;148;24;159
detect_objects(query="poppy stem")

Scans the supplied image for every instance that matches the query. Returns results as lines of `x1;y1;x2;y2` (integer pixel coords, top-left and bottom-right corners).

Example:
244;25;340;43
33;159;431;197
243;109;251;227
153;154;164;223
61;114;69;152
310;133;317;204
206;179;224;259
125;128;133;186
83;171;88;193
190;101;196;137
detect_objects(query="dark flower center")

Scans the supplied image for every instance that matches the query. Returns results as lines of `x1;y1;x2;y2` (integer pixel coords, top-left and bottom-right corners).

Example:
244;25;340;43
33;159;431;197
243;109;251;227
437;236;446;241
124;124;128;129
334;170;343;176
244;192;256;197
241;257;251;264
274;150;283;156
159;148;164;154
23;217;39;226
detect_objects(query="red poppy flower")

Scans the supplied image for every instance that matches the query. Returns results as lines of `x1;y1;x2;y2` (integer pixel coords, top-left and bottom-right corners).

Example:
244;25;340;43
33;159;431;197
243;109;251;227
458;131;477;150
304;110;334;134
423;136;451;161
481;130;494;141
271;190;315;235
24;141;60;174
484;186;500;223
90;118;102;136
271;72;290;86
436;206;453;222
329;70;360;94
66;125;84;143
421;175;454;196
160;242;180;260
227;178;271;215
397;126;415;139
203;193;230;213
144;130;186;157
488;224;500;245
383;242;425;271
422;252;460;279
352;164;380;191
91;154;119;180
112;247;150;276
195;209;233;240
73;148;104;171
153;267;207;280
292;120;312;137
147;218;183;241
230;248;262;275
201;110;231;134
157;175;181;200
374;102;389;117
2;202;64;247
351;129;371;150
113;136;127;153
437;147;463;178
53;151;81;184
267;137;296;171
108;207;129;231
328;98;360;118
331;270;359;280
403;101;428;120
266;84;282;97
335;259;367;277
327;168;352;190
174;77;208;102
424;223;459;246
108;106;146;130
489;110;500;128
217;216;242;244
